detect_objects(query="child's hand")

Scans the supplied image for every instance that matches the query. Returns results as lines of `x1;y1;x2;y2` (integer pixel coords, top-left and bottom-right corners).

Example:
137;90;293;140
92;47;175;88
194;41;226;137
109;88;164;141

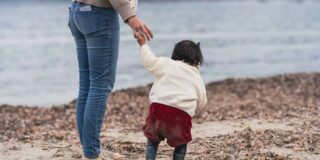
136;33;147;46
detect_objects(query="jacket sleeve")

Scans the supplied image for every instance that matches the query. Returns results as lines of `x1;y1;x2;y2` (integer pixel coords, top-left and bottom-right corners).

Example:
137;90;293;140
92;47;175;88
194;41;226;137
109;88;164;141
109;0;135;21
195;80;207;116
140;44;169;78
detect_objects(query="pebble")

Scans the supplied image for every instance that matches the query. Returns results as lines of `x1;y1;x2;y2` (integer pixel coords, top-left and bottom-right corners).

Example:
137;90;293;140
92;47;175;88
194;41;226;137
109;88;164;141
71;153;82;159
110;152;123;160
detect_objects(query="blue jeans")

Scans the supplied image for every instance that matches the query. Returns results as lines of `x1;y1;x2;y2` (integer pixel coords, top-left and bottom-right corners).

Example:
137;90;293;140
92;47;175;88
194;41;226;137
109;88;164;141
146;139;187;160
68;2;120;159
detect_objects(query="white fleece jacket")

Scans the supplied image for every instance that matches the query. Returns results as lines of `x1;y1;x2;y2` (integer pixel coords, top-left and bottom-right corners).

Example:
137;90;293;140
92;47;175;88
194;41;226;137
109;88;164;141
140;44;207;117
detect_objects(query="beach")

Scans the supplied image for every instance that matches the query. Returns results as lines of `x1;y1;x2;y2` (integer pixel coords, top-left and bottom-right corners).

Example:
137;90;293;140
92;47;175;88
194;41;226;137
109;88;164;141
1;73;319;160
1;0;320;159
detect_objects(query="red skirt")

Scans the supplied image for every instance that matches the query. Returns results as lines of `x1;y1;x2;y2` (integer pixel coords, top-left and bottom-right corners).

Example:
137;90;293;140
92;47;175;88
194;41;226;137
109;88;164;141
142;102;192;147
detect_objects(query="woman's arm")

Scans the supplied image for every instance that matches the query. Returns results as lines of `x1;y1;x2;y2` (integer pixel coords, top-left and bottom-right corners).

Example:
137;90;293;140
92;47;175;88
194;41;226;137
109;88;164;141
109;0;135;21
109;0;153;40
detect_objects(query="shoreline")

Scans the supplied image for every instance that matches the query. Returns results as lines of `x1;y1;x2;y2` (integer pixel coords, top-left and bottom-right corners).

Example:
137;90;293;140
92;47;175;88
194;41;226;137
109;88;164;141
1;71;319;108
1;72;319;159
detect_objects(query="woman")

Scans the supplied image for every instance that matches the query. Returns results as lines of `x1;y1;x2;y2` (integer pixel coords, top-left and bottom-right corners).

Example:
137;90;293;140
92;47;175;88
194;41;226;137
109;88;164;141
68;0;153;159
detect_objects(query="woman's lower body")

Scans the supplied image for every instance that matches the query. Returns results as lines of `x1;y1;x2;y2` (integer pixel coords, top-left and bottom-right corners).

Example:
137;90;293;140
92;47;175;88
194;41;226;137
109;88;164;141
143;103;192;160
68;2;120;159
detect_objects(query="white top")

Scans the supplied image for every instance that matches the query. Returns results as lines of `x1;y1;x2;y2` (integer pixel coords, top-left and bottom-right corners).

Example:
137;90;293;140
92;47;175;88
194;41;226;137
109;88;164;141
140;44;207;117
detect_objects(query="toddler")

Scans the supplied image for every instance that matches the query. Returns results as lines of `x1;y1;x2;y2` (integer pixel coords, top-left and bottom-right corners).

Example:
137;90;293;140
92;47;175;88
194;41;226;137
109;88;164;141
136;34;207;160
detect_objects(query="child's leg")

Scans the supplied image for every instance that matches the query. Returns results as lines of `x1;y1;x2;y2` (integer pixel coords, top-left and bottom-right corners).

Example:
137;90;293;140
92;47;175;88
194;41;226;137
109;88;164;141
173;144;187;160
146;139;160;160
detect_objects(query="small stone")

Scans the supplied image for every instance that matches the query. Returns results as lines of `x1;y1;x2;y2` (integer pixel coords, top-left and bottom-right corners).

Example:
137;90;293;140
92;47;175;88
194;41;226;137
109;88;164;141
54;133;64;140
284;144;294;148
9;146;19;150
111;152;123;160
293;147;303;151
72;153;82;159
53;149;64;157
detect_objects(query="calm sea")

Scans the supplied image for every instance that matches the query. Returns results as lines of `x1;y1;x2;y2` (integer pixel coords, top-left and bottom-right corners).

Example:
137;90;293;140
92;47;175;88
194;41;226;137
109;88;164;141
0;0;319;106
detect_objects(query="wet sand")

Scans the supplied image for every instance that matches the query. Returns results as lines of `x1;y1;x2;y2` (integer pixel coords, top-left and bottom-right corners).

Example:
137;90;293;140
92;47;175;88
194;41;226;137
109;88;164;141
0;73;319;160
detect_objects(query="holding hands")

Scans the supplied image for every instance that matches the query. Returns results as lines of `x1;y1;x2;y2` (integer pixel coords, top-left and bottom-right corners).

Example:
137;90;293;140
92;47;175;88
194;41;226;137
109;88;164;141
127;16;153;43
136;32;147;46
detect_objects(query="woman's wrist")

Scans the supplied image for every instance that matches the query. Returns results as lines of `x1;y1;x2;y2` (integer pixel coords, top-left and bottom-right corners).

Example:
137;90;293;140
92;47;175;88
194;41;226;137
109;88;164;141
125;15;136;24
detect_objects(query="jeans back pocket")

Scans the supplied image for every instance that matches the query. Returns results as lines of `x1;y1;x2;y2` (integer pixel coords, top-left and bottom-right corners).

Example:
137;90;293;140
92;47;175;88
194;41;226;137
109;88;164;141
74;4;100;35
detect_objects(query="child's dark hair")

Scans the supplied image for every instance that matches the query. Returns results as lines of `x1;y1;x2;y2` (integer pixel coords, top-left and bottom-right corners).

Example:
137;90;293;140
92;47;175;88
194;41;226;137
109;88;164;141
171;40;203;66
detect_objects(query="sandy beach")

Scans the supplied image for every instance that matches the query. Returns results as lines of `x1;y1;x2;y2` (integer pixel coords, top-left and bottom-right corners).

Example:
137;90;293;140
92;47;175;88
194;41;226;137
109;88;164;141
1;73;319;160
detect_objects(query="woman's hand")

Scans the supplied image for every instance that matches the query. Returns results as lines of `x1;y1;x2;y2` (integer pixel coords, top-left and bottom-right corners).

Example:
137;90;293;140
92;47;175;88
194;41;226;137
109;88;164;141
136;33;146;46
127;16;153;41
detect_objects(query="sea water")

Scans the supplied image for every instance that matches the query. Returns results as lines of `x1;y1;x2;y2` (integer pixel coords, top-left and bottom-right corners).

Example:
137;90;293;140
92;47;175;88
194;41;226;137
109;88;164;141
0;0;319;106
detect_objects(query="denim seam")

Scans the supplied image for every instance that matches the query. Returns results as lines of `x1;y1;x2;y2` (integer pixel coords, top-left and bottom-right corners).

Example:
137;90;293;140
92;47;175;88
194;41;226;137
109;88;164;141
92;108;103;157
